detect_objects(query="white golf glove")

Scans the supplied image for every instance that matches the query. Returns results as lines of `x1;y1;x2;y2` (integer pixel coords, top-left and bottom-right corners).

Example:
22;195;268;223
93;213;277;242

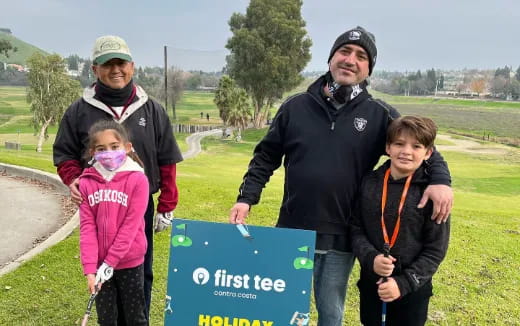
95;262;114;285
155;211;173;233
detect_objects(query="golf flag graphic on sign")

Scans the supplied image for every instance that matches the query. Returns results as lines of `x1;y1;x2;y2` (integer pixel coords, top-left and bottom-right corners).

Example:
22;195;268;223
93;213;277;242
164;219;316;325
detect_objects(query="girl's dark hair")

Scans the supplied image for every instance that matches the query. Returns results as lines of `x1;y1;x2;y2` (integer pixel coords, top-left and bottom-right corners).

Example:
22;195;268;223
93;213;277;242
86;120;144;167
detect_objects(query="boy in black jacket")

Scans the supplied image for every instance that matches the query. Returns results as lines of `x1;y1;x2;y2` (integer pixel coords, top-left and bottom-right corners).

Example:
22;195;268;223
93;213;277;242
351;116;450;326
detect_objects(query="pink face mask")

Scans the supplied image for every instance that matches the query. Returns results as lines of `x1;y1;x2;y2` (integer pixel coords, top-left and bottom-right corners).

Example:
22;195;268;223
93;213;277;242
94;150;127;171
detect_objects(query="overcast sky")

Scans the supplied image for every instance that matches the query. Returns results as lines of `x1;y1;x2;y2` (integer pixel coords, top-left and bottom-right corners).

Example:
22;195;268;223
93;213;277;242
1;0;518;72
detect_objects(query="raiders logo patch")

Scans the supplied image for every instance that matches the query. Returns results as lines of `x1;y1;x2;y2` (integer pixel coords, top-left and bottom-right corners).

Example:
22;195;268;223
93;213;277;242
354;117;367;131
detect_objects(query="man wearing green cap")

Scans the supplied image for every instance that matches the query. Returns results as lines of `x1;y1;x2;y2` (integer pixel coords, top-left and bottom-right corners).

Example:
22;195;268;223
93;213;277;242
229;26;453;325
53;35;183;323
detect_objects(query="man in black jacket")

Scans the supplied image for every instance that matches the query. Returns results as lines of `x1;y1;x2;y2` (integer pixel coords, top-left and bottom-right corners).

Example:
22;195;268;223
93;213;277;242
229;26;453;326
53;35;183;322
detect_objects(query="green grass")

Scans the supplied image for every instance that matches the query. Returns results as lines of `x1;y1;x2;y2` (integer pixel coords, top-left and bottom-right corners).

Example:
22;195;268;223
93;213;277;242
173;91;221;125
369;89;520;146
1;86;519;325
371;89;520;109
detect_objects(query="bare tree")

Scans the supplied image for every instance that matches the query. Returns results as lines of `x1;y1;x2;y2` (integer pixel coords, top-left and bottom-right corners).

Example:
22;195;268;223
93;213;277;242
470;79;486;96
157;67;184;120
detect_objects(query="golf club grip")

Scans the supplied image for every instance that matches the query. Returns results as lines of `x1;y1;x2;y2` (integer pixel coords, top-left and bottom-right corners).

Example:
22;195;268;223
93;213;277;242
383;243;390;282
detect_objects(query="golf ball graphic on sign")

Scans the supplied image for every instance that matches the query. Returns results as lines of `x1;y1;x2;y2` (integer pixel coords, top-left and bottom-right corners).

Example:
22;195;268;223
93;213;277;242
293;246;313;270
172;223;192;247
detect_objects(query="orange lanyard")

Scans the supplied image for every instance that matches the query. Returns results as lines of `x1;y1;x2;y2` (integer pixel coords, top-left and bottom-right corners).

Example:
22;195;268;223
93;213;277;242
381;168;413;250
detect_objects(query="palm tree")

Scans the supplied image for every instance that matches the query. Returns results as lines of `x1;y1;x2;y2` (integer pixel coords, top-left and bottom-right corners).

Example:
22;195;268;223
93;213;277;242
214;75;252;140
227;88;252;141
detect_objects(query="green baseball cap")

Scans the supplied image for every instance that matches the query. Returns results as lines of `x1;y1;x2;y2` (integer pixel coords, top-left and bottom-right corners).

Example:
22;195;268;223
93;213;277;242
92;35;132;65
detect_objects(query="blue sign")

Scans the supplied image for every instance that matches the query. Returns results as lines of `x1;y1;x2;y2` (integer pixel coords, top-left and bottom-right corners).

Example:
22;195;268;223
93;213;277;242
164;219;316;326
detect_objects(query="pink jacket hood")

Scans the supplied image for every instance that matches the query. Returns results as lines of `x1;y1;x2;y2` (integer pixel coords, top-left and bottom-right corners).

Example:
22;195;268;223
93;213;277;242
79;157;149;274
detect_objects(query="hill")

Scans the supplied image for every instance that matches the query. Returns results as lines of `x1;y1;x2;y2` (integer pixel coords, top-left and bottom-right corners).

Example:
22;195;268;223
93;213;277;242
0;31;48;65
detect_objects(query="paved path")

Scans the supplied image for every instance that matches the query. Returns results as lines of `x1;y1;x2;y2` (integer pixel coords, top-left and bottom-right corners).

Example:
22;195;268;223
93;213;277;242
436;134;510;155
0;176;64;267
182;129;222;159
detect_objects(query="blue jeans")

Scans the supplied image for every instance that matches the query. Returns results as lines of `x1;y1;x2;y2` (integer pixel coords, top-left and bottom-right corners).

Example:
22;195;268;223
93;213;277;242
313;250;356;326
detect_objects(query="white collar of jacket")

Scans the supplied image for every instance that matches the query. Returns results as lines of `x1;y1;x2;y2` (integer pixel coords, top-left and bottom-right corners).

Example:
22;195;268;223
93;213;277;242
83;84;149;124
93;156;144;181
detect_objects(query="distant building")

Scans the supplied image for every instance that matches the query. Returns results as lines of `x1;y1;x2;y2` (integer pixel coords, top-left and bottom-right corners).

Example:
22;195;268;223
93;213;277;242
66;62;86;77
0;28;12;34
7;63;25;72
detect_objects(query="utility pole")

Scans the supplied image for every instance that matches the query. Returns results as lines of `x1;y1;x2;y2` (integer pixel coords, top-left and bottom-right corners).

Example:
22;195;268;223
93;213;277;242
435;78;441;98
164;45;168;115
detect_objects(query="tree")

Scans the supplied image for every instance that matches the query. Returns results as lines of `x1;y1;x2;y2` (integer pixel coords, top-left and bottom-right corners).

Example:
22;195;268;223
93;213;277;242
226;0;311;128
227;88;252;140
426;68;437;92
66;54;80;71
470;79;486;96
134;66;161;95
495;66;511;79
185;73;202;90
159;67;184;120
26;53;81;152
510;79;520;100
214;75;235;131
214;75;252;140
489;76;508;98
439;75;444;90
516;66;520;82
455;82;468;95
0;39;17;57
78;58;94;87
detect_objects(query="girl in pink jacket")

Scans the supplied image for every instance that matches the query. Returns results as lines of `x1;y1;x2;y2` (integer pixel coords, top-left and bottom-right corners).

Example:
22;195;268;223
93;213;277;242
79;120;149;325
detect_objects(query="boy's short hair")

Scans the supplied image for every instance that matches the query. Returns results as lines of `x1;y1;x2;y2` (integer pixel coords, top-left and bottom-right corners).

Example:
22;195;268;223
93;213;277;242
387;116;437;149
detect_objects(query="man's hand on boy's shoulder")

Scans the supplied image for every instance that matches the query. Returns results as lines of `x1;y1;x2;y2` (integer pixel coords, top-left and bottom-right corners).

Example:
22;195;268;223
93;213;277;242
418;184;453;224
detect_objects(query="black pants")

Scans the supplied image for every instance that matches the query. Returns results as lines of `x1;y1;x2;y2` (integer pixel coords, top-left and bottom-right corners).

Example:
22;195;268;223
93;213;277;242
142;195;155;318
358;278;432;326
116;196;153;325
96;265;148;326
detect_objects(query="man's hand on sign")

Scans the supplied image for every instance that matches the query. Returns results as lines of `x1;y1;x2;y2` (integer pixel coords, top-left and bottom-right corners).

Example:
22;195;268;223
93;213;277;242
229;202;250;224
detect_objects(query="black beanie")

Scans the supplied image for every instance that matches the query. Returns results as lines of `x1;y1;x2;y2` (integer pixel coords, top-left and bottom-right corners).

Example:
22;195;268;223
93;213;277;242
327;26;377;75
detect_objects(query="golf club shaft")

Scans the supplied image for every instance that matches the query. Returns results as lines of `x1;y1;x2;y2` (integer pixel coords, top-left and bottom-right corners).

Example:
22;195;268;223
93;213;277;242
381;243;390;326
